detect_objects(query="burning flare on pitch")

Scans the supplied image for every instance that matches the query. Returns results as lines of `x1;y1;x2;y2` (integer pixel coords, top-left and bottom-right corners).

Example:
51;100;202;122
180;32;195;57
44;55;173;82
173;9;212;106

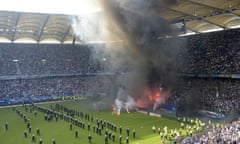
112;88;134;115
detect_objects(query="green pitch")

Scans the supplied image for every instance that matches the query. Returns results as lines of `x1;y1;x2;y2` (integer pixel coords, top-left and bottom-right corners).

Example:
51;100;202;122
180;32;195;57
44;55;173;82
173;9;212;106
0;100;194;144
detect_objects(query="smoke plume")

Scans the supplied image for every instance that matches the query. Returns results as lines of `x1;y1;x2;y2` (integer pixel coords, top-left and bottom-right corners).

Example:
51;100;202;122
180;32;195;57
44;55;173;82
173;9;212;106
72;0;186;110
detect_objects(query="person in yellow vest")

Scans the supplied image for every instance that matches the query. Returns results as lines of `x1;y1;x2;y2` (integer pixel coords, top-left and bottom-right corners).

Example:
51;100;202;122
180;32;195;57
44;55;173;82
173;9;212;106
152;125;156;133
181;122;184;129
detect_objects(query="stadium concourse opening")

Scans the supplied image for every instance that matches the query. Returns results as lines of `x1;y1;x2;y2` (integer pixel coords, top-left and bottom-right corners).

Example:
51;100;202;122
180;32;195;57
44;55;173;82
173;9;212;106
0;0;240;144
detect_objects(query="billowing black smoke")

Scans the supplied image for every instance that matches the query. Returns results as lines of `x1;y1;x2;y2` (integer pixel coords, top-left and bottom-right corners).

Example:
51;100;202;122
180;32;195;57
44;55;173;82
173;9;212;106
77;0;186;110
100;0;185;92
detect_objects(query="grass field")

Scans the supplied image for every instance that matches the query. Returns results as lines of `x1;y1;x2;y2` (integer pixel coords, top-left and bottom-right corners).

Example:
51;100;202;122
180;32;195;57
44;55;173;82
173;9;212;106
0;100;198;144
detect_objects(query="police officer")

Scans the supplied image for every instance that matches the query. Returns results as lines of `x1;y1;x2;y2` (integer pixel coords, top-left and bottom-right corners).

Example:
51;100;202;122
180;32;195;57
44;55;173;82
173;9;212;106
75;129;78;138
24;130;28;138
36;128;40;135
88;134;92;143
119;135;122;144
52;139;56;144
133;130;136;138
5;122;8;130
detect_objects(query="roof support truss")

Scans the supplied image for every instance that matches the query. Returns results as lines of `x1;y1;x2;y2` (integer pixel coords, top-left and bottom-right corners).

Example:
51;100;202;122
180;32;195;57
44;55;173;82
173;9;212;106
37;15;49;42
61;25;71;43
11;13;21;41
166;7;226;30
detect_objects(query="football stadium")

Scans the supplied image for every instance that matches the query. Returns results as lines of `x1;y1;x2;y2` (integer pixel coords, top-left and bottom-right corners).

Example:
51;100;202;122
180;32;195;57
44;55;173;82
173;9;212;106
0;0;240;144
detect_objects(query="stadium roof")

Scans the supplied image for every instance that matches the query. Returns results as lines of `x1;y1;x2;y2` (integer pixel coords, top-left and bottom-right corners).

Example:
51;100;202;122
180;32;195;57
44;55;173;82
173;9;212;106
0;0;239;43
159;0;240;35
0;11;76;43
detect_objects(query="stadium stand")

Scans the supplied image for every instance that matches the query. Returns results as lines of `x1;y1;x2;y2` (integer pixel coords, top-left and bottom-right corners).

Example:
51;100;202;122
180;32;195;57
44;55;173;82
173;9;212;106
179;29;240;75
0;43;91;75
0;29;240;115
169;78;240;115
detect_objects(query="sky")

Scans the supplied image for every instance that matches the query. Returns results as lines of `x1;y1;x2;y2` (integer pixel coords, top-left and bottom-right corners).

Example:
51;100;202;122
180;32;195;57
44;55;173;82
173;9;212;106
0;0;101;15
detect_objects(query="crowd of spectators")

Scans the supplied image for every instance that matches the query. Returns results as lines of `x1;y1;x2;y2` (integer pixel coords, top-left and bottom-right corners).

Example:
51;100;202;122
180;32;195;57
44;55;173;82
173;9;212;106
183;118;240;144
178;28;240;74
0;76;116;101
1;29;240;76
0;43;108;75
168;78;240;114
0;29;240;114
199;118;240;144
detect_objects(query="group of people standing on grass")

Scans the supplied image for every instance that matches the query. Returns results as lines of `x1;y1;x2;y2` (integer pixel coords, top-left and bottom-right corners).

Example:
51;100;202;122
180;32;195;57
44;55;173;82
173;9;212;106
13;105;58;144
54;103;137;144
24;103;137;144
151;117;207;143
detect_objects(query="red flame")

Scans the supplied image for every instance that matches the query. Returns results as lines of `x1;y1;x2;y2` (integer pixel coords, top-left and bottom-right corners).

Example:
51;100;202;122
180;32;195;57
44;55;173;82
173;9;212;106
149;92;161;102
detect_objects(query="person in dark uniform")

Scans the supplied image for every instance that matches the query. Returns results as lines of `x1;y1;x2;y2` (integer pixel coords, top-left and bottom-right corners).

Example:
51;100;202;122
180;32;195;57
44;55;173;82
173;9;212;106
108;131;111;140
119;135;122;144
104;134;108;144
39;138;43;144
126;137;129;144
34;111;37;117
88;134;92;143
55;115;58;121
112;133;115;142
32;134;36;141
93;125;96;133
88;123;90;131
119;126;122;134
44;114;48;121
27;122;30;128
82;122;85;129
99;128;102;136
29;126;32;133
5;122;8;130
75;130;78;138
24;130;28;138
133;130;136;138
126;128;130;136
70;123;73;131
52;138;56;144
36;128;40;135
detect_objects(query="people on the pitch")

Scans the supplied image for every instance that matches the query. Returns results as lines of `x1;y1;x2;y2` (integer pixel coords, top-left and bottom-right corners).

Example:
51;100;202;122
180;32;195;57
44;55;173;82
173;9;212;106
32;134;36;141
27;122;30;128
157;127;161;134
70;123;73;131
88;123;90;131
5;122;8;130
119;126;122;134
133;129;136;138
126;137;129;144
24;130;28;138
39;138;43;144
104;134;108;144
119;135;122;144
29;126;32;133
75;129;78;138
112;133;115;142
88;133;92;143
52;138;56;144
36;128;40;135
34;111;37;117
126;128;130;136
152;125;156;133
